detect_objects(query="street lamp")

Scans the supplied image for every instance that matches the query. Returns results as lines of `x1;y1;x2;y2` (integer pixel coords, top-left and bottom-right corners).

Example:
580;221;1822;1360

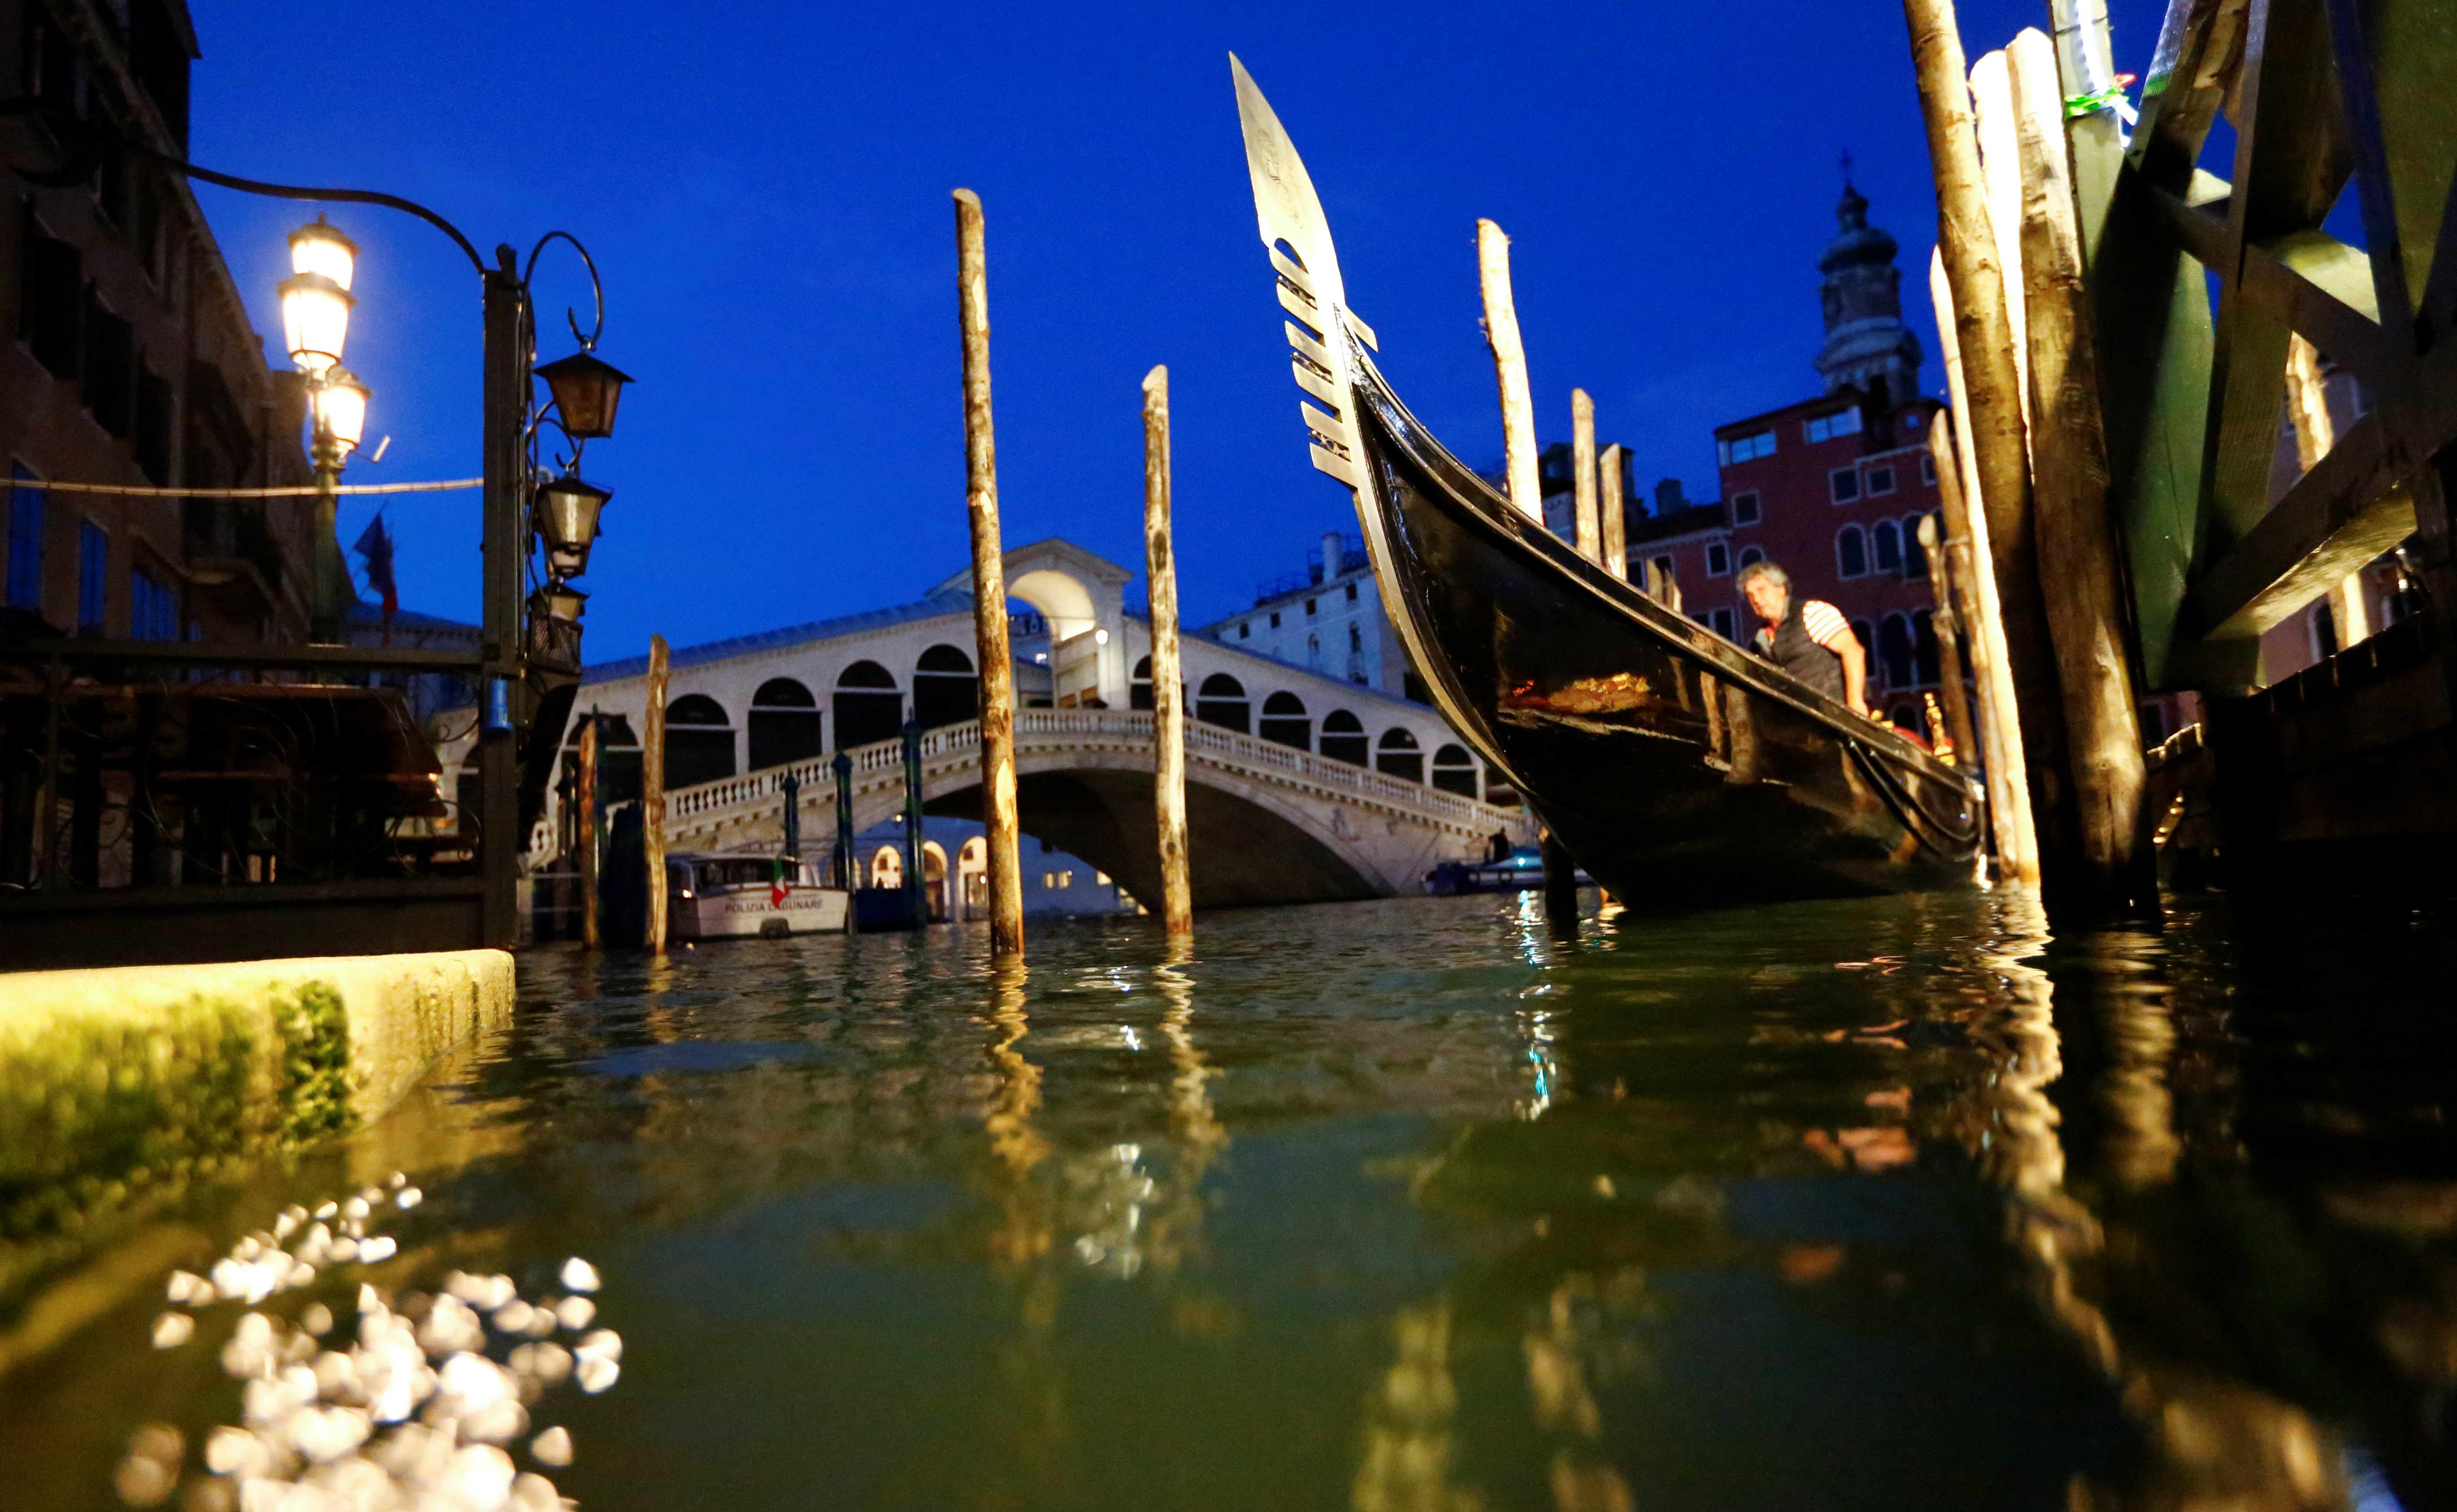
534;471;611;580
283;217;372;643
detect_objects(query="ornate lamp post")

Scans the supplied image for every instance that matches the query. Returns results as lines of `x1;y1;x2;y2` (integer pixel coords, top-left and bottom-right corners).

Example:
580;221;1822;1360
278;215;367;643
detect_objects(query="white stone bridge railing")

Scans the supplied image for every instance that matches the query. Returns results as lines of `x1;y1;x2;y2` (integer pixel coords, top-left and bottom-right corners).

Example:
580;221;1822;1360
659;707;1527;857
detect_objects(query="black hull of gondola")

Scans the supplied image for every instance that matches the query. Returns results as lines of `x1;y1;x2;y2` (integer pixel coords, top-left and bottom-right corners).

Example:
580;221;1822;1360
1349;364;1984;910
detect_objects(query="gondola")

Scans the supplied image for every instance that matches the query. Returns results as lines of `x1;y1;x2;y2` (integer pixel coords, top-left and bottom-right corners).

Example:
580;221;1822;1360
1228;58;1984;908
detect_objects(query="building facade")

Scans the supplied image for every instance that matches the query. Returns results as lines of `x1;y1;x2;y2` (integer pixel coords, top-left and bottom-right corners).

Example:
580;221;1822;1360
1195;530;1421;700
1626;182;1952;737
1;0;318;645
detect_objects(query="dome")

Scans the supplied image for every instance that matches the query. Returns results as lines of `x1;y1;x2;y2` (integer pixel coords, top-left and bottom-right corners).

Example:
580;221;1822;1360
1818;182;1900;274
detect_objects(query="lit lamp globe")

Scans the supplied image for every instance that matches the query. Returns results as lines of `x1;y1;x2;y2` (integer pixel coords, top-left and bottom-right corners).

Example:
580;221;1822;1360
279;272;353;374
534;473;611;578
314;369;371;453
289;214;358;288
533;351;634;440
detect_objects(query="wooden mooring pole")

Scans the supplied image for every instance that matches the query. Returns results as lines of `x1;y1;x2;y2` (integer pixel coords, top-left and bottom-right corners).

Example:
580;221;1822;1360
1571;388;1601;563
644;634;670;956
1598;443;1629;581
1930;258;2040;886
2010;28;2148;906
955;188;1026;959
1142;365;1193;948
1903;0;2073;893
577;714;599;951
1476;220;1543;523
1914;516;1981;775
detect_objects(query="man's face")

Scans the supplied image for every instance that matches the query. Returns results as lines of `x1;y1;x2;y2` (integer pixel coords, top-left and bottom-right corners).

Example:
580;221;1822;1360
1744;576;1789;625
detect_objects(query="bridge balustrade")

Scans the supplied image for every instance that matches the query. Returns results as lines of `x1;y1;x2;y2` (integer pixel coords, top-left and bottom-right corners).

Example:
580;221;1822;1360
657;707;1496;831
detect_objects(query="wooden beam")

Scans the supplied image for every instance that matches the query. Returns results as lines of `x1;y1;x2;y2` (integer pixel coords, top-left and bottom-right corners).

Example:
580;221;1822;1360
2190;409;2416;637
2285;333;2373;649
956;187;1026;959
1597;443;1629;581
644;635;669;957
1571;389;1600;563
1142;364;1193;948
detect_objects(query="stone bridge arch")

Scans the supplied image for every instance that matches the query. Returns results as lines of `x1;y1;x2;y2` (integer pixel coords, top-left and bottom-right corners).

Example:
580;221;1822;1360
658;709;1532;909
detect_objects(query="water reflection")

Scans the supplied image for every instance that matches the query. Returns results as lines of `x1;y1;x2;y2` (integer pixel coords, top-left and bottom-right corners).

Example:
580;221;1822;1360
5;895;2454;1511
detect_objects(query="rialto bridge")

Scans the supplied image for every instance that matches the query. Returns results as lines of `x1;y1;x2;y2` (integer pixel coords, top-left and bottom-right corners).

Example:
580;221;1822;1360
554;538;1532;907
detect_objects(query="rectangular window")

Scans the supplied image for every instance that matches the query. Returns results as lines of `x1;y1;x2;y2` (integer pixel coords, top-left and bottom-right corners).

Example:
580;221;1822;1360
1238;623;1249;639
7;468;44;609
1920;453;1938;485
1042;871;1056;889
1650;554;1674;587
1731;490;1761;526
77;519;106;633
1269;611;1280;628
1803;407;1864;444
1830;468;1861;504
1711;608;1735;638
1304;597;1317;616
1345;581;1358;601
19;227;83;378
1867;465;1896;495
1705;541;1731;577
84;295;135;437
132;565;177;640
1056;871;1073;889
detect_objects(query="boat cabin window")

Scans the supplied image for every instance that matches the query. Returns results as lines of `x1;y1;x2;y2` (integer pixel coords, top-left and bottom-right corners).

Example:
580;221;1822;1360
693;858;784;890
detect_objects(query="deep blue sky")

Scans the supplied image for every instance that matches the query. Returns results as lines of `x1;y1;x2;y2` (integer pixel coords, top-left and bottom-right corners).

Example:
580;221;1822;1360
189;0;2168;657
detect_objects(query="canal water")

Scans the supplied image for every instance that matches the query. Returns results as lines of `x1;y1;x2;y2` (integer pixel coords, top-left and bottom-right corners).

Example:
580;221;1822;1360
6;889;2454;1510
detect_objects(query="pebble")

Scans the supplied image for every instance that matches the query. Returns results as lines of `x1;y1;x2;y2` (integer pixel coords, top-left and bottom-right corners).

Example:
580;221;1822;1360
387;1172;407;1189
527;1426;572;1468
301;1304;333;1338
553;1296;593;1331
492;1301;538;1335
573;1330;621;1364
575;1355;620;1394
109;1454;174;1506
439;1444;516;1511
167;1270;205;1304
558;1258;599;1294
507;1342;571;1386
356;1236;398;1264
509;1471;562;1512
204;1426;269;1477
395;1187;423;1210
314;1202;337;1220
284;1404;372;1463
152;1312;194;1348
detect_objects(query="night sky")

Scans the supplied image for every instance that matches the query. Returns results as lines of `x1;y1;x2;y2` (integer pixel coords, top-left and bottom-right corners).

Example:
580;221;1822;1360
186;0;2171;657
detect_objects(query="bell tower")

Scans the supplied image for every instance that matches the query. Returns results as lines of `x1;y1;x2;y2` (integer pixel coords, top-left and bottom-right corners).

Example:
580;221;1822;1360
1811;172;1924;409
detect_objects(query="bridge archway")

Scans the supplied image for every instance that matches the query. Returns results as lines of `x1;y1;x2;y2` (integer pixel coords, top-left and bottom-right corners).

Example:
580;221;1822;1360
834;661;902;750
923;767;1381;910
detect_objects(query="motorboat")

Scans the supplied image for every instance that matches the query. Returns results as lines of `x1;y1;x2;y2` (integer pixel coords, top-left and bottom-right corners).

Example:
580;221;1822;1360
664;852;848;941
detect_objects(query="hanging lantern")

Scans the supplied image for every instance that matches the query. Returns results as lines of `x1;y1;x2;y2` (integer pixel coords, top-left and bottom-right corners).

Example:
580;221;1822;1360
534;473;611;554
534;351;634;440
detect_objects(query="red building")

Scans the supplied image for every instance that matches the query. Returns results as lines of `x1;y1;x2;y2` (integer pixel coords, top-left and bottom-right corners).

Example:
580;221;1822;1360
1627;182;1952;737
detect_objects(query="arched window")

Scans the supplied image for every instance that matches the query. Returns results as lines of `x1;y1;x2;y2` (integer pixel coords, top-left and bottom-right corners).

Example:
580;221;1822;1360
1737;544;1764;570
1873;519;1902;575
1376;727;1424;783
869;846;903;889
1306;632;1322;670
1430;743;1479;797
833;661;903;751
1259;690;1310;749
748;678;823;771
1912;609;1939;685
920;840;949;920
913;643;978;729
1131;654;1153;711
663;694;736;789
1878;613;1915;690
1902;518;1930;580
1837;525;1868;579
1196;672;1249;734
1319;709;1368;766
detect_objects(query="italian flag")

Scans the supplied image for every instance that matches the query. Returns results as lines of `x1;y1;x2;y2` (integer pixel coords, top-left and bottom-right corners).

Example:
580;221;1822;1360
771;858;792;908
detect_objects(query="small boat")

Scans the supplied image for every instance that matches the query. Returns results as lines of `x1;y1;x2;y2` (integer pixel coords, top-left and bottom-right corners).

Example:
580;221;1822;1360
1228;59;1984;908
664;852;848;941
1424;847;1589;896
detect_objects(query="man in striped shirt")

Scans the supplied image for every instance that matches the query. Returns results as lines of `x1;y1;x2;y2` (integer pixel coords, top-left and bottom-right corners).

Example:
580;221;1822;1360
1737;561;1870;716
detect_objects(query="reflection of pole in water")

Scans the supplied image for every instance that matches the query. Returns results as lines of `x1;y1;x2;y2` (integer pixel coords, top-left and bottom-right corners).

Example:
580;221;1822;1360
1977;893;2361;1508
983;962;1051;1265
1353;1301;1479;1512
1137;963;1227;1278
1522;1278;1638;1512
